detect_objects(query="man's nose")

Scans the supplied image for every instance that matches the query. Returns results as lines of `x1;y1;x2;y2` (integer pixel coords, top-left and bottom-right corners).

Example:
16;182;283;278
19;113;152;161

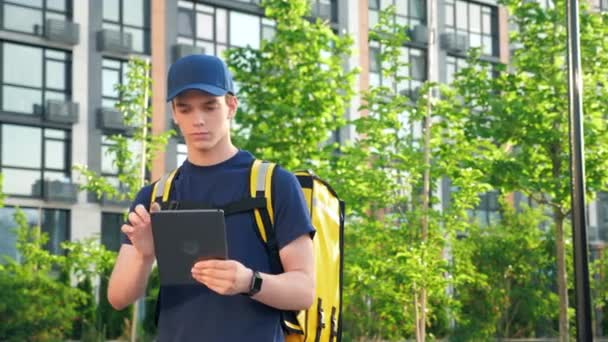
193;111;206;125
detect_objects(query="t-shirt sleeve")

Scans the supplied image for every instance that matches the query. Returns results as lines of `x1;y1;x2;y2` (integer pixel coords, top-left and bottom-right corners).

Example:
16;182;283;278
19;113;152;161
271;167;316;249
120;184;154;245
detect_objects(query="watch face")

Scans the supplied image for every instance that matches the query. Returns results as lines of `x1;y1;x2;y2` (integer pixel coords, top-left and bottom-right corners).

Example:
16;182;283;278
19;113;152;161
250;271;263;295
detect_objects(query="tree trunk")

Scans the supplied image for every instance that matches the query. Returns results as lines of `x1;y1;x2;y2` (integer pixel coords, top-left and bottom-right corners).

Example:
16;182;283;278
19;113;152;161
554;210;569;341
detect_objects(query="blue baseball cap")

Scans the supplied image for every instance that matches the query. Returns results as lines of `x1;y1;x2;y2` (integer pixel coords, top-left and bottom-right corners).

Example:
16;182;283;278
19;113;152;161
166;54;235;102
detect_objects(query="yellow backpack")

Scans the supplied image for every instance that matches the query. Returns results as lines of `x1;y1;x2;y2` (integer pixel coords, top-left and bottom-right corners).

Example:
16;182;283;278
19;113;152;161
151;159;345;341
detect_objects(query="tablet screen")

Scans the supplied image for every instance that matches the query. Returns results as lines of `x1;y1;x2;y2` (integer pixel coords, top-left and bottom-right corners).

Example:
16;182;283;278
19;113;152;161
151;209;228;286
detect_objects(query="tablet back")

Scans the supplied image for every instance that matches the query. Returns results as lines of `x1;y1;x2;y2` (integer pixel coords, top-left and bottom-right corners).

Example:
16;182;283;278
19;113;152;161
151;209;228;286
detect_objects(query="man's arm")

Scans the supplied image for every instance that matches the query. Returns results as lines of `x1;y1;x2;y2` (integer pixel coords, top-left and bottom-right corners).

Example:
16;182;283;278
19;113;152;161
107;244;155;310
191;234;315;311
108;203;159;310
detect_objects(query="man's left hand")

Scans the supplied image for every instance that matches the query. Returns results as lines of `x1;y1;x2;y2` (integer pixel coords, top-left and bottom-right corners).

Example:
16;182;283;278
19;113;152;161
191;259;253;295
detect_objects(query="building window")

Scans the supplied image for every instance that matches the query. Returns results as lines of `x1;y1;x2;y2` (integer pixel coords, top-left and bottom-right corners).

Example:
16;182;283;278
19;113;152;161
177;0;276;56
444;0;499;57
177;143;187;168
469;191;500;227
600;0;608;11
102;0;150;54
101;212;123;252
1;41;71;115
1;124;70;197
102;58;128;109
446;55;468;84
101;134;141;189
368;0;426;31
369;44;426;94
0;0;72;35
597;192;608;242
0;207;70;259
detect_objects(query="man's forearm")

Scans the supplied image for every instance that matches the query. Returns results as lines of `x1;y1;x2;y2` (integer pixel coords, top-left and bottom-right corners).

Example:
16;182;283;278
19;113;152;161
108;245;155;310
251;270;315;311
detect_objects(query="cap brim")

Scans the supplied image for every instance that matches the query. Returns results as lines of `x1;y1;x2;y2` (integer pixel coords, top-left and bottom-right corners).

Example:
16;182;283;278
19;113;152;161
166;83;228;102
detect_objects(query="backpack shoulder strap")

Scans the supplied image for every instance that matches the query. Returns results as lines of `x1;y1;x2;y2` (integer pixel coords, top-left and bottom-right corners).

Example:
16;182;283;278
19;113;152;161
250;159;283;273
250;159;276;242
150;167;180;206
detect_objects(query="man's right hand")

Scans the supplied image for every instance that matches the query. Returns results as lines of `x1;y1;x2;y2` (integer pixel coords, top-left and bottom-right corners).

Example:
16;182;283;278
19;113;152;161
121;202;161;259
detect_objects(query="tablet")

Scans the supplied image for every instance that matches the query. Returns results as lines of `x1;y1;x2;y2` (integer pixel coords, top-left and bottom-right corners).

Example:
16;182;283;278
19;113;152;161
151;209;228;286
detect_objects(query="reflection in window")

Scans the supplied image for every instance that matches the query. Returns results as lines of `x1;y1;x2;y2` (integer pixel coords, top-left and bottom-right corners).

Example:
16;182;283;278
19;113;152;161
102;58;128;108
468;191;500;227
1;41;71;115
369;44;426;94
0;124;70;197
1;0;71;35
0;207;70;259
444;0;498;57
176;0;277;56
102;0;150;54
101;134;141;189
368;0;426;31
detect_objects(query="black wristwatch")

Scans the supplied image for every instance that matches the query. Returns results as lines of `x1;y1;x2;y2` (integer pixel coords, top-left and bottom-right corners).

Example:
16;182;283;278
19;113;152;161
246;271;263;296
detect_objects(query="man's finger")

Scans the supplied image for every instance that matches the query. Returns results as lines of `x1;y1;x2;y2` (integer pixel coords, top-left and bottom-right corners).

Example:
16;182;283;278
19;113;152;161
128;211;142;227
121;224;134;234
134;204;150;224
150;202;161;213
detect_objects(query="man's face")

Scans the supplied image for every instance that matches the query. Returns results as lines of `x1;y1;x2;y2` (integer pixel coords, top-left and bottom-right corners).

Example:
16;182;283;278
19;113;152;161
172;90;236;152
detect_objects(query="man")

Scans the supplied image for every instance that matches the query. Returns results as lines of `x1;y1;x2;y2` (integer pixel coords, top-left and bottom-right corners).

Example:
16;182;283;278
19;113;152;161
107;54;315;341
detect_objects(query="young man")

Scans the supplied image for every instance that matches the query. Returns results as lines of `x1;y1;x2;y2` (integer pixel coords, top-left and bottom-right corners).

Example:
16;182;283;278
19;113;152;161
107;54;315;341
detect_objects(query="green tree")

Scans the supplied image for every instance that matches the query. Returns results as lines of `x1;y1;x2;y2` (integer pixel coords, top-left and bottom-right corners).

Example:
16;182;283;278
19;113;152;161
225;0;356;171
330;6;494;340
74;58;174;203
73;58;174;340
452;203;558;340
450;1;608;339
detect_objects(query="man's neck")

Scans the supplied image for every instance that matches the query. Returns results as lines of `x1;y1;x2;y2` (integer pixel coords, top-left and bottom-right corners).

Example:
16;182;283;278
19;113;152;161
187;141;239;167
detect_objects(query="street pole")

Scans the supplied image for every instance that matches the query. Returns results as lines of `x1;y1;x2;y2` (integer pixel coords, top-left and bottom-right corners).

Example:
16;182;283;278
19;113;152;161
565;0;593;340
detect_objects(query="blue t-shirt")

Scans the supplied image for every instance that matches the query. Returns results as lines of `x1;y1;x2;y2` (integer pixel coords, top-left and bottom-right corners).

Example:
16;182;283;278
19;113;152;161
122;150;315;342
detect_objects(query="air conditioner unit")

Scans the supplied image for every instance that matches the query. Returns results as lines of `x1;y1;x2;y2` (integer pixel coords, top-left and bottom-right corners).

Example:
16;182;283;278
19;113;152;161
173;44;205;62
97;29;133;54
42;180;79;203
44;19;80;45
98;107;128;131
440;32;469;53
408;25;428;44
45;99;79;124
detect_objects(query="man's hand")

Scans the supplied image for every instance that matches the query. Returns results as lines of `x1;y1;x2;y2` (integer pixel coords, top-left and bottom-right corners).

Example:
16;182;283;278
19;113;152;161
121;202;160;259
191;259;253;295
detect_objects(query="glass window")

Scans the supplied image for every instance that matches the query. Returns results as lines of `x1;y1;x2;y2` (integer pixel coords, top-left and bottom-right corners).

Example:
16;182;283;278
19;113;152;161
0;207;69;259
2;124;42;168
1;0;72;35
368;45;426;94
369;0;426;31
177;2;281;56
230;12;261;48
445;0;499;57
102;58;128;108
0;123;71;197
1;41;71;115
103;0;150;54
3;43;43;87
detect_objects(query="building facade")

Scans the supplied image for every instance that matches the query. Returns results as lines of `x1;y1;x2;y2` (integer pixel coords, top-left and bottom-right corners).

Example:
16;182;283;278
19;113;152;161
0;0;606;299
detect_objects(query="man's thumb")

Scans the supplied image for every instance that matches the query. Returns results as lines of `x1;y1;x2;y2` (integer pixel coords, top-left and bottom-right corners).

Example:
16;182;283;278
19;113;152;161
150;202;161;213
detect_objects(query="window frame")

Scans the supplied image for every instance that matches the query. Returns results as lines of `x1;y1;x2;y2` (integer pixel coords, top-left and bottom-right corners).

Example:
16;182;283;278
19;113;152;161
0;0;73;36
444;0;499;58
0;41;72;117
102;0;151;54
0;123;71;198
